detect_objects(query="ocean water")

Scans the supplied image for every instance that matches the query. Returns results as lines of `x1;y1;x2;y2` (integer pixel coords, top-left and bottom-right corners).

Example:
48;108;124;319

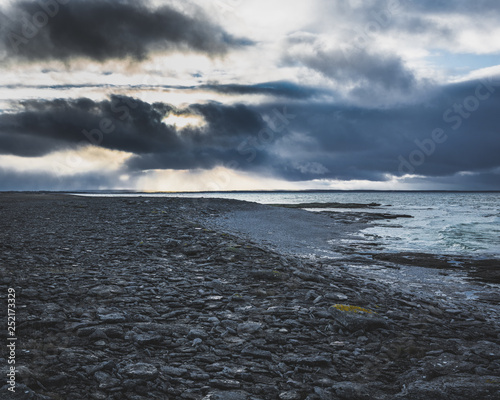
76;191;500;257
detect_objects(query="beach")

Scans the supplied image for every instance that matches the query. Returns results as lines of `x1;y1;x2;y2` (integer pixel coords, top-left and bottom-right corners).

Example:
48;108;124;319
1;193;499;399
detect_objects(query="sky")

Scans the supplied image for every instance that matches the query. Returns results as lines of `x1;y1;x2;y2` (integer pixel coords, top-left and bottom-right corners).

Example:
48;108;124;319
0;0;499;191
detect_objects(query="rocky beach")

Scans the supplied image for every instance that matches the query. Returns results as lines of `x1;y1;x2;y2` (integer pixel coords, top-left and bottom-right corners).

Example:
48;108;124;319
1;193;499;400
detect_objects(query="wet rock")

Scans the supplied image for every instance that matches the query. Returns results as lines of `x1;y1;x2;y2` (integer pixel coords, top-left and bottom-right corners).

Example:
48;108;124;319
397;375;500;400
328;307;388;332
422;353;469;378
209;379;241;389
249;270;284;281
134;333;163;345
88;285;124;298
94;371;120;389
203;391;251;400
183;244;205;255
283;355;331;367
161;366;188;377
188;329;209;340
279;391;301;400
121;363;158;380
89;328;108;341
241;347;273;360
331;382;370;399
237;322;262;335
97;312;126;323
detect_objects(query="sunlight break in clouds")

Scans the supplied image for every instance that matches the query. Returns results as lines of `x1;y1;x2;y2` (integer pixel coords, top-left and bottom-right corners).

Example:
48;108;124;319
0;146;133;176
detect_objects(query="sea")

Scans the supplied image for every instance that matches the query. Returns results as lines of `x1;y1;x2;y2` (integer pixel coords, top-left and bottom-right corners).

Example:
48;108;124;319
75;191;500;259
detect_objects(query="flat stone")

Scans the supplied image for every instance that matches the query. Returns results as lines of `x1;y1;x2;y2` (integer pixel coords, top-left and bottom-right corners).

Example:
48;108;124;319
241;347;273;360
161;366;188;377
88;285;123;298
94;371;120;389
135;333;163;345
283;355;331;367
98;313;126;323
279;391;301;400
121;363;158;380
329;307;388;332
203;391;251;400
331;381;370;399
398;375;500;400
237;322;262;335
188;329;209;340
209;379;241;389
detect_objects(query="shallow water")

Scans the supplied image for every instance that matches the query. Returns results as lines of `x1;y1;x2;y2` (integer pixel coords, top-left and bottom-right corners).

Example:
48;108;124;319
72;191;500;258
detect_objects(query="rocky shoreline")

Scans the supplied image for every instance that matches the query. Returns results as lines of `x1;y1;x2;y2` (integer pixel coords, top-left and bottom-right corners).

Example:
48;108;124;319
1;193;499;399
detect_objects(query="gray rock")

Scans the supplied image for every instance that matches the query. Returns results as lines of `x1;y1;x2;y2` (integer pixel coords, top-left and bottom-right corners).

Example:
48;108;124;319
184;244;205;255
161;366;188;377
98;312;126;323
203;391;251;400
283;355;331;367
328;307;388;332
89;328;108;340
396;375;500;400
241;347;273;360
209;379;241;389
94;371;120;389
121;363;158;380
88;285;123;298
279;391;301;400
188;329;209;340
331;381;370;399
237;322;262;335
134;333;163;345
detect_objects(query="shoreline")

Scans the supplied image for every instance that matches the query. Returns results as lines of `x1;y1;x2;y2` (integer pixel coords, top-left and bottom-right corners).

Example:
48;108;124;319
1;193;499;399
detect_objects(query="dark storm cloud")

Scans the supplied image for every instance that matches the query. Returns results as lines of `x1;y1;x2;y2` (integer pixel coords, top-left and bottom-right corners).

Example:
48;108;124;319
0;95;271;171
0;80;322;100
0;96;178;156
1;76;499;189
0;0;250;62
265;77;500;182
200;81;326;100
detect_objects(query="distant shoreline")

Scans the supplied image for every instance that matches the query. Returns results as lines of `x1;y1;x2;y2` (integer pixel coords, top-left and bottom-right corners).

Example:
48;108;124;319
1;189;500;194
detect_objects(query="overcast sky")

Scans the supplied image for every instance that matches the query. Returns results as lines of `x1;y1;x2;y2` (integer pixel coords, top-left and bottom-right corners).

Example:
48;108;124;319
0;0;499;191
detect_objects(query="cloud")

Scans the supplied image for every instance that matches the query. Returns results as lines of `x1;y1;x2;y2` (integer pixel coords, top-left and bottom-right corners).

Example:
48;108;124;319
407;0;500;15
0;0;250;62
285;45;415;91
0;166;122;191
200;81;326;100
0;95;271;171
0;96;178;156
0;80;325;101
281;32;418;105
1;74;499;190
